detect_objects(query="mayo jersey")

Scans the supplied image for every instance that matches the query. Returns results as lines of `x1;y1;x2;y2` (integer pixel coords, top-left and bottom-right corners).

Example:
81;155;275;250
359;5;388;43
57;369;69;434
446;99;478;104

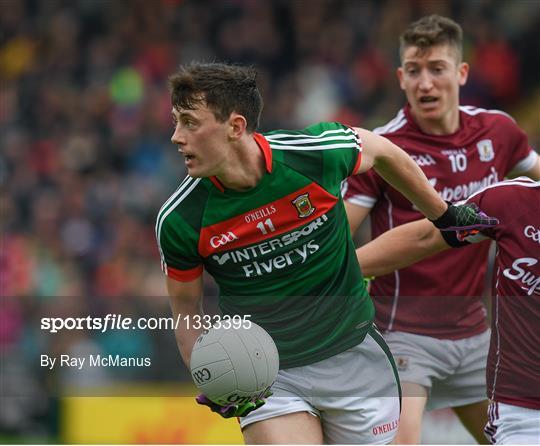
343;104;538;339
461;178;540;409
156;122;372;368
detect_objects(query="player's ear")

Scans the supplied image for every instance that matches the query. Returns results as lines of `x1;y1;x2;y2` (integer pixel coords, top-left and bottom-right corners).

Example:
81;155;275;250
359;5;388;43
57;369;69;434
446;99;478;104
228;114;247;141
396;67;406;90
458;62;469;86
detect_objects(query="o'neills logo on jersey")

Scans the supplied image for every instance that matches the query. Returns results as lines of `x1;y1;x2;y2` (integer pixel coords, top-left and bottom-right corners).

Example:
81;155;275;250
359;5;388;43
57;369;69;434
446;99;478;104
477;139;495;162
209;232;238;248
292;193;315;218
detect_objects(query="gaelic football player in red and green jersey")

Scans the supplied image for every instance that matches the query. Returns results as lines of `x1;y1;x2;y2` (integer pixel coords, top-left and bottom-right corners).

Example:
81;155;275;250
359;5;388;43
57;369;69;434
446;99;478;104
156;62;497;444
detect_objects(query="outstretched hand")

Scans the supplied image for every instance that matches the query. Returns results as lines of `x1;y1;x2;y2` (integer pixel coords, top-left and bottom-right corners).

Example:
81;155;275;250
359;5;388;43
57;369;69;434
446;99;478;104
195;388;273;418
431;202;498;231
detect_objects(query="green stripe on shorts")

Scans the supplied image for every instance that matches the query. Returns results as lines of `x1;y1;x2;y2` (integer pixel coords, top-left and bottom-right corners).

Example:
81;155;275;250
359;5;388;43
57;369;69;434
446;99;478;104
368;325;402;412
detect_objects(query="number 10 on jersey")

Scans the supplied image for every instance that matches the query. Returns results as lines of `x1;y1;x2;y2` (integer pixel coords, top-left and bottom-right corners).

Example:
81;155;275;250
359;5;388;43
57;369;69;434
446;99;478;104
448;153;468;172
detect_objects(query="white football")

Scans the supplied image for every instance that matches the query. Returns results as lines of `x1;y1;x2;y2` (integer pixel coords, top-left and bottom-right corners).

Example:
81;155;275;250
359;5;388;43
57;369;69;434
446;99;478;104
190;321;279;406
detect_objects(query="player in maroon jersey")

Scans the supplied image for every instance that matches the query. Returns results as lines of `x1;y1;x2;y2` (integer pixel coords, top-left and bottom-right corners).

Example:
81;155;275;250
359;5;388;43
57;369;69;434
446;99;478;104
343;15;540;443
355;177;540;444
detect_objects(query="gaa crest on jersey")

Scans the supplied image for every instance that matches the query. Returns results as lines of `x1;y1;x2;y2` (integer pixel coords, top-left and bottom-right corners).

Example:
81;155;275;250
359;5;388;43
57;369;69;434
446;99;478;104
477;139;495;162
292;193;315;218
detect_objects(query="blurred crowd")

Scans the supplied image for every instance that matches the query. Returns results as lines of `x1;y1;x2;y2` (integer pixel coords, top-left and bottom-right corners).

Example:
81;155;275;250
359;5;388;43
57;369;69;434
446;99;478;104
1;0;539;439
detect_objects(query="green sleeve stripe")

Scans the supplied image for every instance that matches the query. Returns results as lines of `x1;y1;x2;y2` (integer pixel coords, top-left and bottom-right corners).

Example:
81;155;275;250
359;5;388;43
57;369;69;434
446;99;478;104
266;128;355;140
155;177;202;265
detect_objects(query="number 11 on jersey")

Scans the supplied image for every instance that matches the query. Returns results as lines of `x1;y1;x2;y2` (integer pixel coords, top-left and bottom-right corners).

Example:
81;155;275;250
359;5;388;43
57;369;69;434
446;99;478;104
256;218;276;235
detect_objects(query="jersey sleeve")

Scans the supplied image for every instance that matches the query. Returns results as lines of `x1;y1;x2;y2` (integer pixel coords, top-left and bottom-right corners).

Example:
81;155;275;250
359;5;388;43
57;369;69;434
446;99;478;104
307;122;362;191
498;115;538;174
342;169;386;209
266;121;363;196
156;212;203;282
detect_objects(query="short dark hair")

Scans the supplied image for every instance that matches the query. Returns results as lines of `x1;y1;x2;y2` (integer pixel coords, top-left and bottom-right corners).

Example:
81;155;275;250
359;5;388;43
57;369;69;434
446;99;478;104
168;63;263;132
399;15;463;62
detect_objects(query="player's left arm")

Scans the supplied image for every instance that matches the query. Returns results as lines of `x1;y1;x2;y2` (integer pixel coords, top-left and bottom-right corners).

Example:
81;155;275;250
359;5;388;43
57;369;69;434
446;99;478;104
508;155;540;180
353;127;445;220
501;115;540;180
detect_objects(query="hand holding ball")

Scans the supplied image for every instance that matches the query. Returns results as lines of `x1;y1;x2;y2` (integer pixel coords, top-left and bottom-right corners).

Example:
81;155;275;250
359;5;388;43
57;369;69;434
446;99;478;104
190;321;279;410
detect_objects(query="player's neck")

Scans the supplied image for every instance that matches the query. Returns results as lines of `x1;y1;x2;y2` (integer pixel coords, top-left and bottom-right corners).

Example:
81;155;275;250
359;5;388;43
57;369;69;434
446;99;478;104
412;108;460;136
216;136;266;191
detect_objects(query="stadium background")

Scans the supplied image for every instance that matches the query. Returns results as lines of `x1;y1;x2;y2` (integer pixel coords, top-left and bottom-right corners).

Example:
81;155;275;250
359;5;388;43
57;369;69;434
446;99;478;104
1;0;539;443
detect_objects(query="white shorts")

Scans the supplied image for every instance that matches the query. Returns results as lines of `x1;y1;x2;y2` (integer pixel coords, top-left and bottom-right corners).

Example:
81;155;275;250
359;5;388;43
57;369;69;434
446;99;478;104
484;401;540;444
240;327;401;444
383;329;489;410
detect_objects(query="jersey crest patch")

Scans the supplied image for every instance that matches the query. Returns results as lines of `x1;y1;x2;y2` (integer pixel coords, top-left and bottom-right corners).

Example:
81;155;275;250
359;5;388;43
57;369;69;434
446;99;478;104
292;193;315;218
477;139;495;162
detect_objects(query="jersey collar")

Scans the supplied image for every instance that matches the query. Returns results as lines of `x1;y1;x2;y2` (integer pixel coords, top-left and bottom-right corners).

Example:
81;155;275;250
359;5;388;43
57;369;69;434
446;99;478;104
403;103;417;130
254;132;273;174
209;132;273;193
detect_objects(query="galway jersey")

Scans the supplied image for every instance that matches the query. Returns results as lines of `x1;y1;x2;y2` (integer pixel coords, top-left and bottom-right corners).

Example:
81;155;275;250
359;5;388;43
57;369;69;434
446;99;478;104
156;122;372;368
343;104;538;339
461;178;540;410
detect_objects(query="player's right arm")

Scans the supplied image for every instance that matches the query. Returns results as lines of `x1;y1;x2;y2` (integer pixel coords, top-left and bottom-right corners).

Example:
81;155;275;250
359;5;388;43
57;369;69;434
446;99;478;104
166;275;203;369
156;193;206;369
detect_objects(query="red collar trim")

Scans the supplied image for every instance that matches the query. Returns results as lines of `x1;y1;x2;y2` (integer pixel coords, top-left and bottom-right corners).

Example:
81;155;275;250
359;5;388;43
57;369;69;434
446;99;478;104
209;176;225;192
254;132;272;173
209;133;272;193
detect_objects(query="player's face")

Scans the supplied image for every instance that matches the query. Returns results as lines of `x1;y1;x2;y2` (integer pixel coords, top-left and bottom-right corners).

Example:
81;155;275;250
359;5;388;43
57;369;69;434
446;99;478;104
397;44;469;130
171;104;230;178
